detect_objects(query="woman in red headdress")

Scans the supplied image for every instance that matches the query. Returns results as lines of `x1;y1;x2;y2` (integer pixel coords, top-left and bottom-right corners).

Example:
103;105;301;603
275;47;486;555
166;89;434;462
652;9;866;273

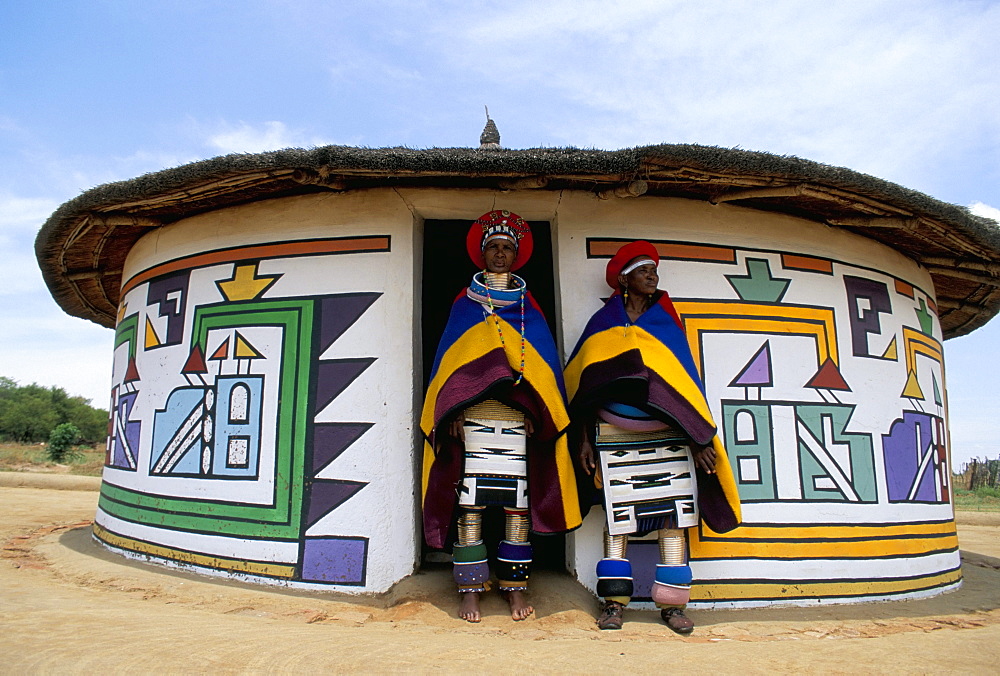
420;210;580;622
564;241;741;633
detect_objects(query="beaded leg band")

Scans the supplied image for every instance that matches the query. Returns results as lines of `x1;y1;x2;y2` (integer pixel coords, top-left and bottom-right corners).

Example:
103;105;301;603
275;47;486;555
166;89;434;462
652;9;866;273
454;508;488;593
597;530;632;603
497;508;531;591
653;529;690;607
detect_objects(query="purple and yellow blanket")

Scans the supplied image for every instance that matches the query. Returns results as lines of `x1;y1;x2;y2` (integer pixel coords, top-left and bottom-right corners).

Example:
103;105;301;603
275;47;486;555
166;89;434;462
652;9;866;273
421;290;581;549
564;291;741;533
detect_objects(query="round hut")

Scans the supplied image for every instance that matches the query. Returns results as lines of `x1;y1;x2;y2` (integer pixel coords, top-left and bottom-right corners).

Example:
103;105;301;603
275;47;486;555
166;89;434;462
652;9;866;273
36;138;1000;606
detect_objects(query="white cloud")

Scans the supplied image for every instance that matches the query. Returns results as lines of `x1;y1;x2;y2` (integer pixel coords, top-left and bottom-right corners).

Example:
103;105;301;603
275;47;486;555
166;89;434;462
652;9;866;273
970;201;1000;222
433;1;1000;188
207;120;331;154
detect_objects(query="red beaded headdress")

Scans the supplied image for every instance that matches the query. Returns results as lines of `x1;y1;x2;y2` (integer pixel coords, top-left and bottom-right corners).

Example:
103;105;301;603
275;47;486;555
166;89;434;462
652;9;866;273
465;210;534;271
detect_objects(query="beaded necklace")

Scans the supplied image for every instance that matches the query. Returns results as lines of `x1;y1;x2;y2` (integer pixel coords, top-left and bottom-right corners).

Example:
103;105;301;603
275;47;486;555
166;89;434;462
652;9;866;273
482;271;527;386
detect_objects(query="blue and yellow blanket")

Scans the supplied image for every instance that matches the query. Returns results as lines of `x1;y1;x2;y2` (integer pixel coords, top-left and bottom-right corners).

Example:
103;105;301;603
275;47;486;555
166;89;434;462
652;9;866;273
565;291;741;533
421;286;581;549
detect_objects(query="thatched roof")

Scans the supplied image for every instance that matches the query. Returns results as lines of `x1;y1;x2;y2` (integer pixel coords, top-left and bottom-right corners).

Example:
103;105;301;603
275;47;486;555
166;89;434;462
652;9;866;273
35;143;1000;337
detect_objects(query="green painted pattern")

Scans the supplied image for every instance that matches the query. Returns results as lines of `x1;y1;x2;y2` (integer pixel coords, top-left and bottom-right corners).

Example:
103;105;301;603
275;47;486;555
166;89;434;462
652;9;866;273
99;299;315;540
797;403;876;502
115;313;139;359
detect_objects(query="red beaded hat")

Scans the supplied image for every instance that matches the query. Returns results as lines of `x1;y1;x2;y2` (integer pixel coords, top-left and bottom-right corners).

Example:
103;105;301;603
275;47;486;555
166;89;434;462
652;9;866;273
466;210;533;271
605;240;660;289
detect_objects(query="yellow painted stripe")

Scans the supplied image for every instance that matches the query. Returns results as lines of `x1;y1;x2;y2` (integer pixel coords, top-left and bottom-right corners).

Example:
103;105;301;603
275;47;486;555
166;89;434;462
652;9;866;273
692;568;961;601
93;522;296;579
676;302;838;368
691;521;958;559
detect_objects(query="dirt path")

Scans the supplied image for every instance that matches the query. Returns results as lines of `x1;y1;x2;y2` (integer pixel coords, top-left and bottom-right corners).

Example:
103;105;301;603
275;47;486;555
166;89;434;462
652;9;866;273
2;476;1000;674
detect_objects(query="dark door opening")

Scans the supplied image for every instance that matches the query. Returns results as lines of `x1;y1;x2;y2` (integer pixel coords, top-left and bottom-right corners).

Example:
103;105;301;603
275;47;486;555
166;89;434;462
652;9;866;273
420;219;565;570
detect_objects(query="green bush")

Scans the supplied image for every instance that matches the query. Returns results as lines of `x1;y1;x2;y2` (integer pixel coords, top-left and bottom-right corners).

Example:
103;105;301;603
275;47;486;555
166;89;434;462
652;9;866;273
47;423;83;463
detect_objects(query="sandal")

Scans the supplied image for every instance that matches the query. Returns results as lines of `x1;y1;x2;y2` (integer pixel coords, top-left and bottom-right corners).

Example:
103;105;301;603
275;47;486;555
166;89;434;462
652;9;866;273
660;607;694;635
597;600;624;630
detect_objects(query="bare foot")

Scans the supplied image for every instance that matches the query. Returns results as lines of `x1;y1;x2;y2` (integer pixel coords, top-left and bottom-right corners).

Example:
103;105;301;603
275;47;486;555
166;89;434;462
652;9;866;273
503;590;534;621
458;592;481;623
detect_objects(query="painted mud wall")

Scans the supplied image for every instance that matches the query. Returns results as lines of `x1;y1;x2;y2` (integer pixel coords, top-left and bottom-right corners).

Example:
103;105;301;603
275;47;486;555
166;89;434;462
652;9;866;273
93;187;958;605
95;192;421;592
556;196;957;608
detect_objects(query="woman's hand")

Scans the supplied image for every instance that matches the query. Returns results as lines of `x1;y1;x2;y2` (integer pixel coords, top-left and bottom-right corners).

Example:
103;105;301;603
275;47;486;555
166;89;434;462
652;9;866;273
578;437;596;476
693;441;716;474
448;413;466;441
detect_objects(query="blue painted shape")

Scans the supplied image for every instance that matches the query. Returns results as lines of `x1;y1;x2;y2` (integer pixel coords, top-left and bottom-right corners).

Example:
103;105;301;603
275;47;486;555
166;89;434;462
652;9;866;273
211;375;264;477
150;387;206;475
301;536;368;585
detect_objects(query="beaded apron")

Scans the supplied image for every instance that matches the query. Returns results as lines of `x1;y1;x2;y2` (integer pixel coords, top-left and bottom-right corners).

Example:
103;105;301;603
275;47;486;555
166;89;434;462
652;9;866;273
595;419;698;535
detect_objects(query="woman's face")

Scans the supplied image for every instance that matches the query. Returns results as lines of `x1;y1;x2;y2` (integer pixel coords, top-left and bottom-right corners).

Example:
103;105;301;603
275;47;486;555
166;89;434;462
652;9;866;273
483;238;517;273
619;258;658;295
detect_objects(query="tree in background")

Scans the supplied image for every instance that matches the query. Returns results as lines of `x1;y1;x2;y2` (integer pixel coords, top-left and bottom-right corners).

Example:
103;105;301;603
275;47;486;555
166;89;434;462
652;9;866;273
0;377;107;444
47;423;83;462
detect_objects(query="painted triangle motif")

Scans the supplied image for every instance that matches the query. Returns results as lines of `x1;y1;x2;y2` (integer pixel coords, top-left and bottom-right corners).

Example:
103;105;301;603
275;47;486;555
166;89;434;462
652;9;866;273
932;373;942;407
317;293;382;356
209;336;230;361
182;345;208;374
124;357;141;383
304;479;368;528
730;341;773;387
312;423;374;474
144;317;162;350
234;331;263;359
314;359;377;415
901;369;925;400
880;335;898;361
805;358;851;391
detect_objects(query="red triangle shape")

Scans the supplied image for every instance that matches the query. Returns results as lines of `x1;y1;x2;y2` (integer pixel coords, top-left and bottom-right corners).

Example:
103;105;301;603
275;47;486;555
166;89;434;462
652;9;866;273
805;358;851;391
124;357;140;383
182;344;208;374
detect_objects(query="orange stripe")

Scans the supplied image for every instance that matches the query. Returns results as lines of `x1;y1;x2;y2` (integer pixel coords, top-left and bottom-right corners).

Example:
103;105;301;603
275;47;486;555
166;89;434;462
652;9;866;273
781;253;833;273
121;236;390;296
587;240;736;263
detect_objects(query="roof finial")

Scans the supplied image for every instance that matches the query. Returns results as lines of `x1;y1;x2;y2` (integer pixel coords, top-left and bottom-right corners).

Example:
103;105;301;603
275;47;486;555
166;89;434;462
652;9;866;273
480;106;500;149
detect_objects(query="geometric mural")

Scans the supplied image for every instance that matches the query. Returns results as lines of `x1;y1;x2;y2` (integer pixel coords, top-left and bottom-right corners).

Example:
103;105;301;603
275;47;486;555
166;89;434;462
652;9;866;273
585;237;958;606
94;236;391;589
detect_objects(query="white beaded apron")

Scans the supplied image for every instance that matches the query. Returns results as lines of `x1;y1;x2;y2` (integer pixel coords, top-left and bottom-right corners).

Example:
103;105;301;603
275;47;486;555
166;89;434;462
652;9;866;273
595;420;699;536
458;399;529;508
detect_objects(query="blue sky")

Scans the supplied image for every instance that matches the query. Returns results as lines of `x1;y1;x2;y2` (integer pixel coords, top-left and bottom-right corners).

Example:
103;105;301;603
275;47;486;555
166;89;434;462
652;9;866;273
1;1;998;466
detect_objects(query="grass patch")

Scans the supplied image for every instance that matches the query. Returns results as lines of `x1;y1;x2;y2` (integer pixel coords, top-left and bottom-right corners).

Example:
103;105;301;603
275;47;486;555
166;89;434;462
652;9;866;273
0;442;104;476
953;487;1000;512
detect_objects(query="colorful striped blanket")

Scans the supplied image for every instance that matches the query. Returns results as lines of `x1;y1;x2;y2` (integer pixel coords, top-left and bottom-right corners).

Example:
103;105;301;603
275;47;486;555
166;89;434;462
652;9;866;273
565;291;741;533
421;285;581;549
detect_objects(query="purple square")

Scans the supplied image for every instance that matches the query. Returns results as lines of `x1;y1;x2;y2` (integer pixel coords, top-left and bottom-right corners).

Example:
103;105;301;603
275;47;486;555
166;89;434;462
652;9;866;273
301;537;368;585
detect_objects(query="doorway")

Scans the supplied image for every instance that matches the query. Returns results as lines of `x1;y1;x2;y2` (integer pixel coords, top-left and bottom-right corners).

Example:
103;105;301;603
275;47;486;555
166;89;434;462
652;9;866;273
419;218;565;570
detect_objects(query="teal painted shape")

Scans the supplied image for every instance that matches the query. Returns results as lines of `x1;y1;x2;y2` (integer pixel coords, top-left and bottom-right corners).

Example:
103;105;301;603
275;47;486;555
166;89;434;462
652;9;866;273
796;404;876;502
915;298;934;335
721;402;776;501
932;373;942;407
726;258;791;303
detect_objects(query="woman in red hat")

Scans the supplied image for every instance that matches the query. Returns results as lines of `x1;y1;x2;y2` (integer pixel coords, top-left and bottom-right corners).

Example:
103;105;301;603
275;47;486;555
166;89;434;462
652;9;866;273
420;210;580;622
564;241;741;633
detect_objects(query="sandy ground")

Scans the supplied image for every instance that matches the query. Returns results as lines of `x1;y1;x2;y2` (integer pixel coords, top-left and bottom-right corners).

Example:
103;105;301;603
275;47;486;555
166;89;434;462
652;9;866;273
2;473;1000;674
